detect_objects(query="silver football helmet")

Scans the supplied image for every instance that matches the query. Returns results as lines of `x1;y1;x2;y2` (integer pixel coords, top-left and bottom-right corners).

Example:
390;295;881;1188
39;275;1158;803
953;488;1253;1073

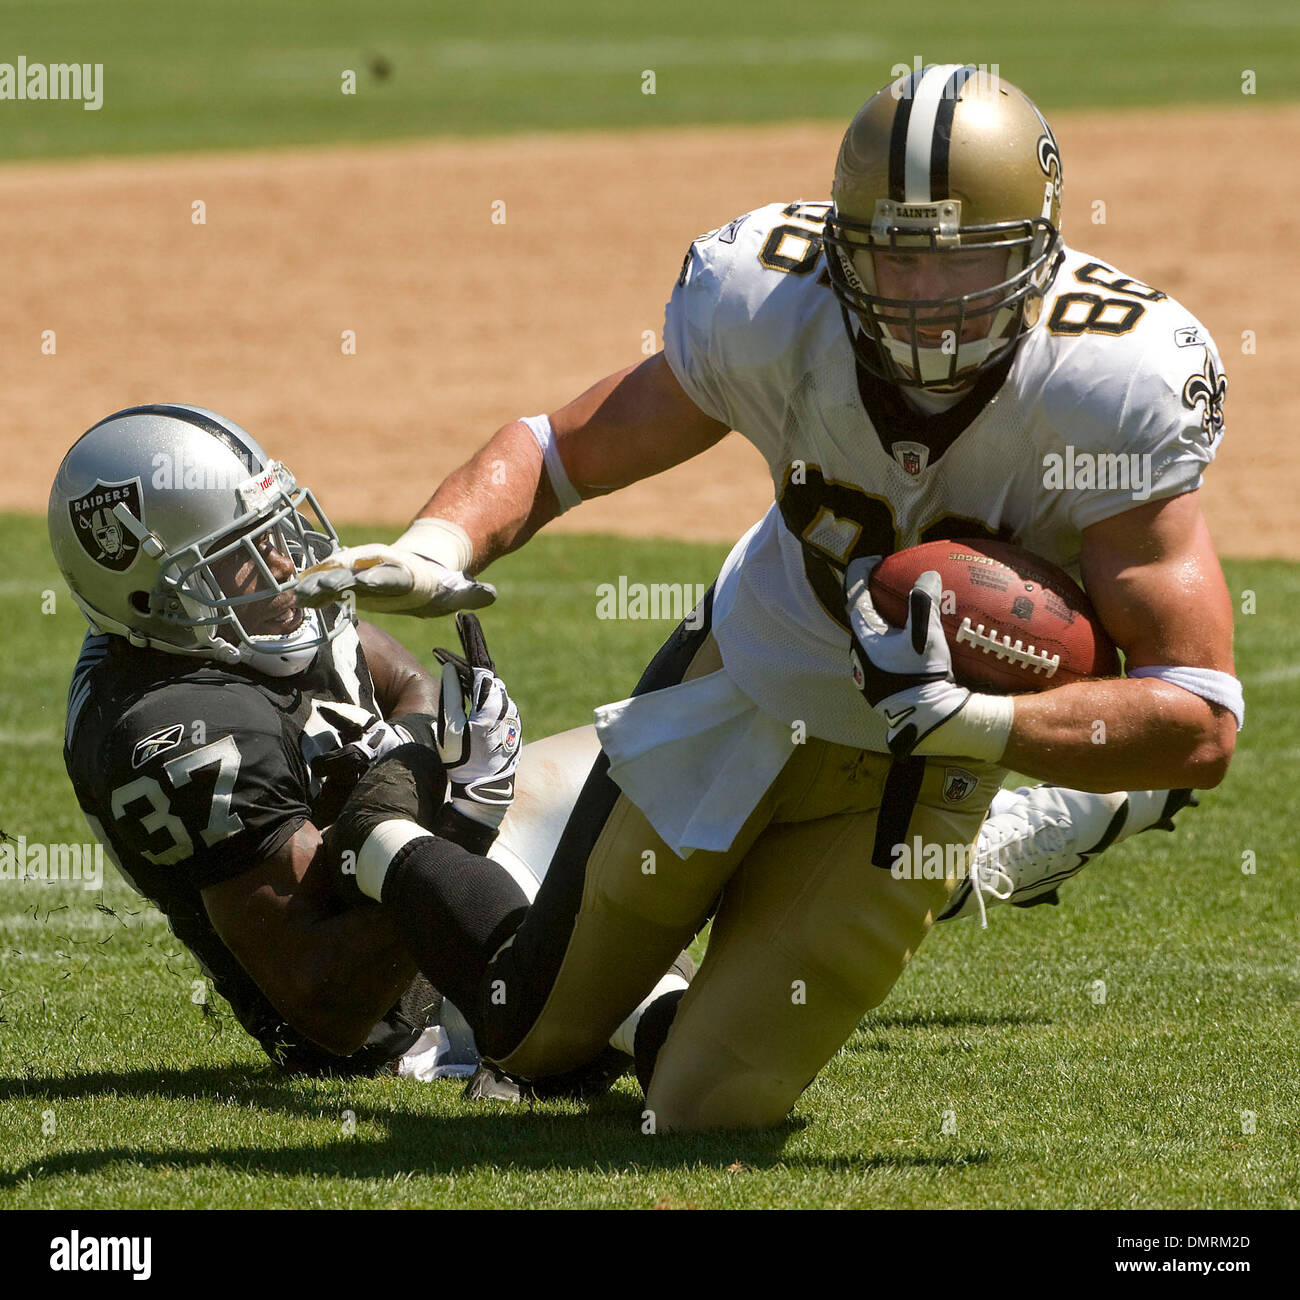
49;404;346;677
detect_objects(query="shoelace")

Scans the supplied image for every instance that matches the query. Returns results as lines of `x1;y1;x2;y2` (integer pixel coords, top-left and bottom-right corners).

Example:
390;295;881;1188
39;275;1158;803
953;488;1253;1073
967;852;1015;930
979;813;1079;927
965;809;1069;929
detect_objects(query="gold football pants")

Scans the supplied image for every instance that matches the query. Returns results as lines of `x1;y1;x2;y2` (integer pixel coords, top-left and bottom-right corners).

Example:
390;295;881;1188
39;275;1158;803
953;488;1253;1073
489;630;1001;1130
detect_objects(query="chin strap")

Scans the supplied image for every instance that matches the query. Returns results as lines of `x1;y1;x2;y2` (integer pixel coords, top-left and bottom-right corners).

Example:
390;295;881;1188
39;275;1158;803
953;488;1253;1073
236;610;326;677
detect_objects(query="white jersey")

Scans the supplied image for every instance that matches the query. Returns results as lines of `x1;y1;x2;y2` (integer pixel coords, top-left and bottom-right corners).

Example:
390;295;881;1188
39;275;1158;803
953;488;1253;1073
661;200;1227;751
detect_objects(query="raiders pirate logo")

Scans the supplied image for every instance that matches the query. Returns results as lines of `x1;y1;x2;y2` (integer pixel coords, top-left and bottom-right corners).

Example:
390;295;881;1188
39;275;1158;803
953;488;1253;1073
69;477;144;572
942;766;979;804
1182;350;1226;445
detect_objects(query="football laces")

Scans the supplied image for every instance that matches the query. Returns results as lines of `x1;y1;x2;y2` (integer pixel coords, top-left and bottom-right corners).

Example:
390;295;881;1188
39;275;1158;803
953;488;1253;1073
955;618;1060;676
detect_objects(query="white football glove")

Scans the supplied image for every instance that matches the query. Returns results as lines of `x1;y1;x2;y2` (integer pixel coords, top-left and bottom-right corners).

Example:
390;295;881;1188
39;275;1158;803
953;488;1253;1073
294;518;496;618
845;557;1013;762
316;710;414;768
310;710;417;825
433;613;521;829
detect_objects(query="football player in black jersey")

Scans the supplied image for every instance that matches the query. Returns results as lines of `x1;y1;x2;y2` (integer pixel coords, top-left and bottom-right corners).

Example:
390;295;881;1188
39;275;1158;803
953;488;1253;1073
50;404;529;1080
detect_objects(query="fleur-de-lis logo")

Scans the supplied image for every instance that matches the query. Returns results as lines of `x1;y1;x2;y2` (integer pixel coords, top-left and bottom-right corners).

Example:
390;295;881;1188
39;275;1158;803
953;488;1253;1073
1032;99;1063;201
1037;132;1061;188
1181;350;1227;444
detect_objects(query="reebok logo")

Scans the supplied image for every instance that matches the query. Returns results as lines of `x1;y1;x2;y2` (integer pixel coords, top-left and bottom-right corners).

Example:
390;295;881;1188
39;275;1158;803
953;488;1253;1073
50;1231;151;1280
132;722;184;769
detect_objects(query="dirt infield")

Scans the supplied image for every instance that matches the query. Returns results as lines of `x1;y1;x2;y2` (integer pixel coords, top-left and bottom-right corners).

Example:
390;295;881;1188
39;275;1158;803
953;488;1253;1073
2;105;1293;556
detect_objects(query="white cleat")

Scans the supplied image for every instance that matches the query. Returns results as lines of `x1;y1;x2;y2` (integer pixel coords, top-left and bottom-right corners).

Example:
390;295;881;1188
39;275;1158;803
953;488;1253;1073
938;785;1198;925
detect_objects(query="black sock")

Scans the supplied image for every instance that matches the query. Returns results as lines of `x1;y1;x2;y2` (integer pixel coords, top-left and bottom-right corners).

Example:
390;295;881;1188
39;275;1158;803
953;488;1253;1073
632;987;689;1096
380;835;529;1017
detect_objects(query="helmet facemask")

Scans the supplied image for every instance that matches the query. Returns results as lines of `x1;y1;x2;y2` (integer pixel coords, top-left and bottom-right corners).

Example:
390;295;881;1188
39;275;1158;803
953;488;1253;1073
149;463;343;676
823;198;1061;390
52;405;353;679
826;65;1066;391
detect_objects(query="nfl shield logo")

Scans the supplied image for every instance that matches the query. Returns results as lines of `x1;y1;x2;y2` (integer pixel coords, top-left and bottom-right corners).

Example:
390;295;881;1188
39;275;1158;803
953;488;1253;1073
942;766;979;804
68;477;144;572
892;441;930;476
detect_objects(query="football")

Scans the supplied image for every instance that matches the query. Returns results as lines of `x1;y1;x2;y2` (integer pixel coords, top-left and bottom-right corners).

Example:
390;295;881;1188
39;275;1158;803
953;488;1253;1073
867;539;1121;694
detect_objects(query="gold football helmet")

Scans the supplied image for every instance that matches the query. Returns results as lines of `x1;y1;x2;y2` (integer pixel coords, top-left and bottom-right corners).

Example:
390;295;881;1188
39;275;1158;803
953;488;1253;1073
824;65;1064;389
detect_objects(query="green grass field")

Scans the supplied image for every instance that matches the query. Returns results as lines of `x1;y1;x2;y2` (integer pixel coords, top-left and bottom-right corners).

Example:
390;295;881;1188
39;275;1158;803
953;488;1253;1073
2;0;1296;1214
0;0;1296;160
1;513;1296;1209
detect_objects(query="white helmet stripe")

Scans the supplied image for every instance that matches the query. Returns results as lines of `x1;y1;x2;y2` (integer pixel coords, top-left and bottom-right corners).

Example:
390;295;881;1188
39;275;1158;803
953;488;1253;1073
903;63;967;203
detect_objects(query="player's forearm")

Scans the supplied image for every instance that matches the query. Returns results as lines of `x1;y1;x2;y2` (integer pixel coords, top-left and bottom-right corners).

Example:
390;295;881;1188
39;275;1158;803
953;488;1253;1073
288;903;418;1055
1000;677;1234;792
355;621;440;716
414;421;560;573
383;676;438;719
409;356;728;574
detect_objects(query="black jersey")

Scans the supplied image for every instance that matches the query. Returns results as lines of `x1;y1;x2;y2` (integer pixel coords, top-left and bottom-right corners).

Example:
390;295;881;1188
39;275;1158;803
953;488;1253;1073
63;620;441;1075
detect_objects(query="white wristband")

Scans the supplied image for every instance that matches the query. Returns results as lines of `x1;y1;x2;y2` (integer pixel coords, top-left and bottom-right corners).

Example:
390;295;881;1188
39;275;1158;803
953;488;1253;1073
392;517;474;573
520;413;583;514
1127;665;1245;730
920;692;1015;764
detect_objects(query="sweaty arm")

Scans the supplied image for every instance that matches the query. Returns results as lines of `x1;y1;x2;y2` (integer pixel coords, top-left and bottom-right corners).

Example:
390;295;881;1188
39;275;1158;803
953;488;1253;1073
202;820;417;1057
1000;490;1237;791
293;353;727;615
416;352;730;573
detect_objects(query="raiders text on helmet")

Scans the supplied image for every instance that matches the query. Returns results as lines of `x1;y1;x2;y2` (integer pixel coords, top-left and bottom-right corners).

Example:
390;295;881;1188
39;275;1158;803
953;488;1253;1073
49;404;346;676
823;64;1065;389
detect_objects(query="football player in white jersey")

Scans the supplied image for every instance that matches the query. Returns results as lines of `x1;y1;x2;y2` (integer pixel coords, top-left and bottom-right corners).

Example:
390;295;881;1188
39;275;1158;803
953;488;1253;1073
298;67;1239;1130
